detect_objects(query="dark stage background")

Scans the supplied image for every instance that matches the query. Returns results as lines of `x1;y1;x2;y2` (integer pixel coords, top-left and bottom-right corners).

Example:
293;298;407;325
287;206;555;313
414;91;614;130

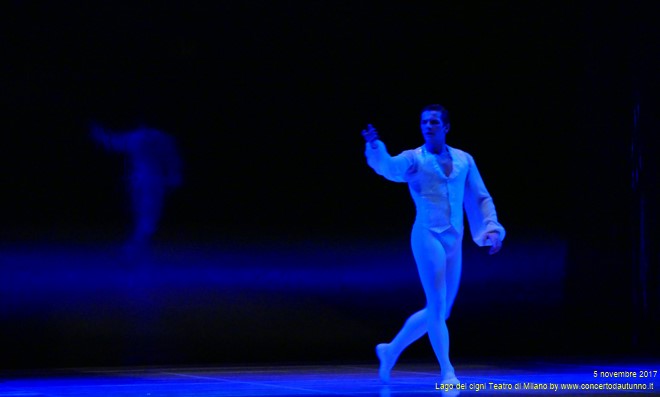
1;1;658;369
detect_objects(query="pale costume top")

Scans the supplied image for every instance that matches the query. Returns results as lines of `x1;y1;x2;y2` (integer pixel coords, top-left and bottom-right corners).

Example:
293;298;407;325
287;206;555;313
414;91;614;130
365;140;505;246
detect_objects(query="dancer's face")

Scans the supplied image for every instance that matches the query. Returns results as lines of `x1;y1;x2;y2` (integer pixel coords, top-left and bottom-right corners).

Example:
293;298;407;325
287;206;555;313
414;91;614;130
420;110;449;145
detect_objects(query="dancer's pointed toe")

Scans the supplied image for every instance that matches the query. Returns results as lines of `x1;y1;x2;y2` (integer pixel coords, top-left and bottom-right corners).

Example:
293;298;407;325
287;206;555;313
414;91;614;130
376;343;392;383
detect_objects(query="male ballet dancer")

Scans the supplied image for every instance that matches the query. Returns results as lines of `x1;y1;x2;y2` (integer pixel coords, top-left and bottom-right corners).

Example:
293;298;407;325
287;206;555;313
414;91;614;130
362;104;505;384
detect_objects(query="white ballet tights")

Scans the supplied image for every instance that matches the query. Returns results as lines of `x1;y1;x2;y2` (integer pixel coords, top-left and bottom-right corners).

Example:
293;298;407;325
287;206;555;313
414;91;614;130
378;225;462;383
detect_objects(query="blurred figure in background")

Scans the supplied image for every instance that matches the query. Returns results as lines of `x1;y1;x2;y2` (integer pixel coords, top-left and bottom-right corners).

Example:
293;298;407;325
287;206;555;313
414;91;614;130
92;123;182;258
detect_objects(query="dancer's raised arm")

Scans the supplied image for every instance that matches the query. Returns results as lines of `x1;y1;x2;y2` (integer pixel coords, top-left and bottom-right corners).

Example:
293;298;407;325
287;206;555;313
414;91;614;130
362;124;414;183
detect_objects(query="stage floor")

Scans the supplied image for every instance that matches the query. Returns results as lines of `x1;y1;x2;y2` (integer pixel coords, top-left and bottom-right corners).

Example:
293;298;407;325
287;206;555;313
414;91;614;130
1;361;658;396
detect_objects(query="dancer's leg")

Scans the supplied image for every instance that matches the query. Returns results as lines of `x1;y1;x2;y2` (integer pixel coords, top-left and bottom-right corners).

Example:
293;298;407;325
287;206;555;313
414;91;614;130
123;181;164;262
130;182;164;245
376;309;427;382
376;227;461;383
443;228;463;320
411;225;455;382
387;309;427;357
